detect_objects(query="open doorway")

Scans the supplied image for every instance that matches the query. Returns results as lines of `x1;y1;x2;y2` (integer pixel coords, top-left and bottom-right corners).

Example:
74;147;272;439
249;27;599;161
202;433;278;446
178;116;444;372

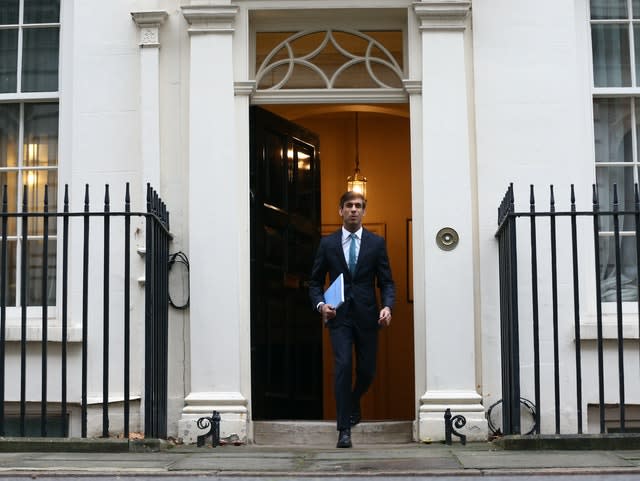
250;103;414;422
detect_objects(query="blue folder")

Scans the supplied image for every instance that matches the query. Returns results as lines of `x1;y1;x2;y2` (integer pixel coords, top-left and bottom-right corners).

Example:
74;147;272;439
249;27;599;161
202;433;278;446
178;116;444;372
324;273;344;309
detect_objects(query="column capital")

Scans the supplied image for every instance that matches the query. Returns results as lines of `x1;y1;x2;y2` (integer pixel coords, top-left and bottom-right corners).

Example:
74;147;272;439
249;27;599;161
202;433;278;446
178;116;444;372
403;79;422;95
131;11;169;47
234;81;256;96
413;1;471;31
182;5;239;34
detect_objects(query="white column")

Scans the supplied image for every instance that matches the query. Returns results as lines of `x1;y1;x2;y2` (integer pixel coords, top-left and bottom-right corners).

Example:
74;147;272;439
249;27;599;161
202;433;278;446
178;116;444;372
413;0;487;442
178;5;248;444
130;11;167;196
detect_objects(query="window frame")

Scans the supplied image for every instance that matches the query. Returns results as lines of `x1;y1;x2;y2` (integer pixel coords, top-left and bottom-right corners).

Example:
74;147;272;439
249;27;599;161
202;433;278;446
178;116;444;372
0;0;60;318
590;1;640;308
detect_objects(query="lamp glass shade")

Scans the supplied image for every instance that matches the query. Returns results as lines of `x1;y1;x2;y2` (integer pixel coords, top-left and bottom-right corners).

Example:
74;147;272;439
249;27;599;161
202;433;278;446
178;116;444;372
347;171;367;199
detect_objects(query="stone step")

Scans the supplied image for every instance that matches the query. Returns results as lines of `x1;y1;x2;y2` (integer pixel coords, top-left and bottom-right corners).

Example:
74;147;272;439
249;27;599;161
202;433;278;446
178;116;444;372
253;421;414;445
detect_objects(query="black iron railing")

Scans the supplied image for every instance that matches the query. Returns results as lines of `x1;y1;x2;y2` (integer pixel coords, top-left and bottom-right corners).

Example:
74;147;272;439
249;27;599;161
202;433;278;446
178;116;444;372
496;183;640;436
0;183;170;439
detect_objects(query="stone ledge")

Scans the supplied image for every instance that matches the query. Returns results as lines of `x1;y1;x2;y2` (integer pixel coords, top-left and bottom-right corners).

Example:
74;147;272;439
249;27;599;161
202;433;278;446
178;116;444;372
493;434;640;451
0;437;171;453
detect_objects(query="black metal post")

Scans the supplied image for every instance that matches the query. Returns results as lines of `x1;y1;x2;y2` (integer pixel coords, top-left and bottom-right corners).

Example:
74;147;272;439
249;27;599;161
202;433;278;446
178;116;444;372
62;185;69;436
570;185;583;434
636;185;640;405
549;185;561;434
41;185;49;437
0;186;7;436
81;184;90;438
611;184;625;432
102;185;110;438
124;183;130;439
144;184;153;437
592;184;606;433
497;184;520;435
20;185;28;437
530;185;541;434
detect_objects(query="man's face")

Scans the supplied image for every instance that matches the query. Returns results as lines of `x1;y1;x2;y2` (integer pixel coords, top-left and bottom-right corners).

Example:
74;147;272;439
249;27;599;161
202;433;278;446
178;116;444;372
339;198;366;232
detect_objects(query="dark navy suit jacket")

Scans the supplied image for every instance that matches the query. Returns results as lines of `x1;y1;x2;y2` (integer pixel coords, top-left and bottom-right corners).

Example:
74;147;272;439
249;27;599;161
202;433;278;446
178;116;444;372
309;228;395;329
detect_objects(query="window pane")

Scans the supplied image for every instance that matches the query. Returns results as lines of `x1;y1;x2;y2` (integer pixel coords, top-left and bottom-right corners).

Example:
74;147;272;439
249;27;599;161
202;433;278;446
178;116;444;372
591;0;628;19
593;98;632;163
21;27;59;92
0;28;18;93
599;235;638;301
23;170;57;218
596;166;636;231
634;0;640;18
0;0;19;24
0;104;18;168
592;24;632;86
26;238;55;306
23;0;60;24
23;103;58;167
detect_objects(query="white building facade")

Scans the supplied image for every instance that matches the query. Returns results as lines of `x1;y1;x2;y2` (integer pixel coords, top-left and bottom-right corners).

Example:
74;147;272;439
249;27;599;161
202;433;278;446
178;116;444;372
1;0;638;443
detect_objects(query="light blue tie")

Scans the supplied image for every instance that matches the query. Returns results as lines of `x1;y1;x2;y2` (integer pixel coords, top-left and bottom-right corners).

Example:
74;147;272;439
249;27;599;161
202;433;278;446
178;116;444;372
348;233;357;274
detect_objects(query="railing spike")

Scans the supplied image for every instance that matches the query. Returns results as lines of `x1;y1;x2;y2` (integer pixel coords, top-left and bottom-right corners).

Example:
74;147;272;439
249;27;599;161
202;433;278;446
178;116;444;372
64;185;69;212
509;183;514;209
571;184;575;205
125;182;130;207
44;184;49;211
2;185;7;212
592;184;599;206
146;183;152;213
530;184;535;205
104;184;110;207
22;184;28;212
550;185;555;212
84;184;90;211
613;183;619;211
635;183;639;207
529;185;536;213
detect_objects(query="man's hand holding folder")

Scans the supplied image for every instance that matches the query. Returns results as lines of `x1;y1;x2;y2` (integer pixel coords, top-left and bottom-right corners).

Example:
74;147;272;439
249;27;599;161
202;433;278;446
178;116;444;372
321;273;344;325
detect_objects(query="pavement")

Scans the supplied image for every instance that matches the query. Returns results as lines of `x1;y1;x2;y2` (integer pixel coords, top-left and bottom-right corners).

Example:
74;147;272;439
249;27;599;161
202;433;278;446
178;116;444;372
1;440;640;479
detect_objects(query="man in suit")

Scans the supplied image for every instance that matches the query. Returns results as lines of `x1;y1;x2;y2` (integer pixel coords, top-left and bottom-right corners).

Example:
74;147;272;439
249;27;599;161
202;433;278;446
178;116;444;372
309;191;395;448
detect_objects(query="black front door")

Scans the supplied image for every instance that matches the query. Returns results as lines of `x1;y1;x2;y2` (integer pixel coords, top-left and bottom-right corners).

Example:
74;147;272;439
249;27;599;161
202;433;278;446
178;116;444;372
250;107;323;419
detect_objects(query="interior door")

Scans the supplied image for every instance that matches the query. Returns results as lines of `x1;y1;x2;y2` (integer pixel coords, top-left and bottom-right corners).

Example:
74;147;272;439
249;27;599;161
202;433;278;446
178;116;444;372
250;106;323;420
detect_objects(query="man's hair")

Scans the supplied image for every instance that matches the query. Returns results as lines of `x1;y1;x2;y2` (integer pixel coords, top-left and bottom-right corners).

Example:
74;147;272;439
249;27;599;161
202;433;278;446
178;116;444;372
339;191;367;209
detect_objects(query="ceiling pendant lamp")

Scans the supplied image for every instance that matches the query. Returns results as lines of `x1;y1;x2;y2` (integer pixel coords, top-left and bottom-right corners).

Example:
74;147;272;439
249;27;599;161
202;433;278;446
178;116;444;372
346;112;367;198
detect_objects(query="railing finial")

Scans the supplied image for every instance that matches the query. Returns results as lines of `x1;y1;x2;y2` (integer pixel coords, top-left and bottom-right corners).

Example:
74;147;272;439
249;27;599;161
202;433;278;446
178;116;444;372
84;184;90;212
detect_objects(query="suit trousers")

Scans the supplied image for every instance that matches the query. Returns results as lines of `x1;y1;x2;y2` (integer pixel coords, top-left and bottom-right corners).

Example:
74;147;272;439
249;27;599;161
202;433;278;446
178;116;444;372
329;321;379;430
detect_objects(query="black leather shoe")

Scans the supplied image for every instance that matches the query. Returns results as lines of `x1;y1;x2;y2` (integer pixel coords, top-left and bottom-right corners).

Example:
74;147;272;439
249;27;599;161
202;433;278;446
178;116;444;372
350;411;361;427
336;428;352;448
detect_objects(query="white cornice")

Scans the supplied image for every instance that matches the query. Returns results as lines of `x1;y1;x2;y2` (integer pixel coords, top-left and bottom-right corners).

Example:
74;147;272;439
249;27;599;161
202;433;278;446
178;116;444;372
182;5;239;34
131;11;169;27
413;1;471;31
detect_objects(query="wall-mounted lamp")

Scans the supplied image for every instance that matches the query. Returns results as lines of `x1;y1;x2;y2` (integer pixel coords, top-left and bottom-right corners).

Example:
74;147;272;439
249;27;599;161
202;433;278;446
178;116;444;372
346;112;367;198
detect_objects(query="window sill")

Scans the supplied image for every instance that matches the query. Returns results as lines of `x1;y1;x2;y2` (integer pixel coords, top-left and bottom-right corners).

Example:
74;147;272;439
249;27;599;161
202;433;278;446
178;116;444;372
581;313;639;340
3;324;83;343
